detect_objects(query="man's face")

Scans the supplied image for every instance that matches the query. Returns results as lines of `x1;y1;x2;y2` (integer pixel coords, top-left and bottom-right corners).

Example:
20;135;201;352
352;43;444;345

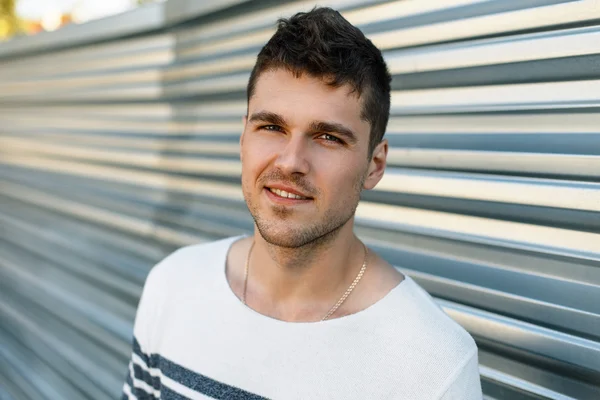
240;69;385;248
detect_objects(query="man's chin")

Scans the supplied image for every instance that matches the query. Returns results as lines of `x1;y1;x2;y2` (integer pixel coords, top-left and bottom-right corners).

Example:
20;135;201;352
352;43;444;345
254;219;346;249
256;227;309;248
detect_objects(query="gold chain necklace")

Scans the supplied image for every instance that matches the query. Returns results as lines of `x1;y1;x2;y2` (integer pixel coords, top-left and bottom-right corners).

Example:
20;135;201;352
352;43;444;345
242;241;368;321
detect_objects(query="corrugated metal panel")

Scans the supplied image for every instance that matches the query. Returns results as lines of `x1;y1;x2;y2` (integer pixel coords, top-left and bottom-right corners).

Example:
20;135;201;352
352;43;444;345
1;0;599;399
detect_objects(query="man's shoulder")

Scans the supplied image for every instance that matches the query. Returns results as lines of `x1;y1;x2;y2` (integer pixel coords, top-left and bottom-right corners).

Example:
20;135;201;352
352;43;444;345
383;276;477;358
144;235;240;292
369;276;478;395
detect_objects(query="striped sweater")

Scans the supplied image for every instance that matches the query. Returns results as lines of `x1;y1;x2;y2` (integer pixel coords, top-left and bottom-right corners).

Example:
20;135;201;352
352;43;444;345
122;236;482;399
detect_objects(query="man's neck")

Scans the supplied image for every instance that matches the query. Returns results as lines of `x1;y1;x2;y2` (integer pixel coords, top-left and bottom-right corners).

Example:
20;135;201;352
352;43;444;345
246;222;366;320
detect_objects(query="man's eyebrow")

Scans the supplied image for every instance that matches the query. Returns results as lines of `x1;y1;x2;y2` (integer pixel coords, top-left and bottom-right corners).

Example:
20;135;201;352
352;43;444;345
248;111;287;127
309;120;358;144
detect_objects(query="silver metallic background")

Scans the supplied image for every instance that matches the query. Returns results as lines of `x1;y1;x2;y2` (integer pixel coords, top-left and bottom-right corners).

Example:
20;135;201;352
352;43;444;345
0;0;599;399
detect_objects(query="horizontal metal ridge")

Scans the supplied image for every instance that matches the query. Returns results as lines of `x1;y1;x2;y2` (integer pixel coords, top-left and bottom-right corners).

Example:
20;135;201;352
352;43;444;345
386;148;600;178
386;26;600;74
370;0;600;50
377;168;600;212
439;298;600;372
356;201;600;260
0;3;166;59
391;80;600;111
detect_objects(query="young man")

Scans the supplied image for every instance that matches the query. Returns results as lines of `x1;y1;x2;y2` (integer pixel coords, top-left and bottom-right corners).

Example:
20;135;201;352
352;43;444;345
123;7;482;400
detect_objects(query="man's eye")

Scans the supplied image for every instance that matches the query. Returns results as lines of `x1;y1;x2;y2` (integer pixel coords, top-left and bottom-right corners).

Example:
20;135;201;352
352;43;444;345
260;125;282;132
319;133;342;143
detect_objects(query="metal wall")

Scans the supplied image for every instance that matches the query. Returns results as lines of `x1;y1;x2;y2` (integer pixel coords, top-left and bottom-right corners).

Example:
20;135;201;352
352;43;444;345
1;0;599;399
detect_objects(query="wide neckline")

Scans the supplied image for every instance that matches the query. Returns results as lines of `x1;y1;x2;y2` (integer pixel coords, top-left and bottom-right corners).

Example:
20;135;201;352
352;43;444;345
218;235;411;328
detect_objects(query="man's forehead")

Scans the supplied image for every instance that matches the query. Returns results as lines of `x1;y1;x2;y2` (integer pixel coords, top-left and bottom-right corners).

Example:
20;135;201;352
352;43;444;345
248;69;365;124
251;68;359;100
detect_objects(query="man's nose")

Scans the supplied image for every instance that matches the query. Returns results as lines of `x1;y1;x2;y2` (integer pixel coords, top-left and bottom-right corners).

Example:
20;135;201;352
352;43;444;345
273;135;310;175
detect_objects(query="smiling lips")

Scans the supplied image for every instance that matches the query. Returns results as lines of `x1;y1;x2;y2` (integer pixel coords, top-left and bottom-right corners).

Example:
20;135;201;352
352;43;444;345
266;187;311;200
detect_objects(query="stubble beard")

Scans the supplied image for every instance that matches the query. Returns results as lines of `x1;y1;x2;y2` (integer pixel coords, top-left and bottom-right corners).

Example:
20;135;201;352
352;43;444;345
242;171;366;250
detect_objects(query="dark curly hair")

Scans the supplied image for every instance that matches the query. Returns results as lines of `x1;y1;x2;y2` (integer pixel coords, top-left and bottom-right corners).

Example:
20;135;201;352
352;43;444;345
246;7;391;156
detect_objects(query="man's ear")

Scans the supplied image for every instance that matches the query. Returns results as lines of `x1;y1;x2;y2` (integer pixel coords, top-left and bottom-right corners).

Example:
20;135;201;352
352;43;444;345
363;139;388;190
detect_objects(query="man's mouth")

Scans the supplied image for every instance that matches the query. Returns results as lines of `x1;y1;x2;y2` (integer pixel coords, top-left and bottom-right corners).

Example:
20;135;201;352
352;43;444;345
267;187;311;200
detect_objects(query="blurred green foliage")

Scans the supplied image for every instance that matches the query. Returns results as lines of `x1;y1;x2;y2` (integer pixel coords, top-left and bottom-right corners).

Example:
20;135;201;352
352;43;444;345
0;0;18;39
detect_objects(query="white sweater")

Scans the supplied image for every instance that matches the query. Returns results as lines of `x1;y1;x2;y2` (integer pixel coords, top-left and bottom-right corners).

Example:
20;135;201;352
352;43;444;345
123;236;482;399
